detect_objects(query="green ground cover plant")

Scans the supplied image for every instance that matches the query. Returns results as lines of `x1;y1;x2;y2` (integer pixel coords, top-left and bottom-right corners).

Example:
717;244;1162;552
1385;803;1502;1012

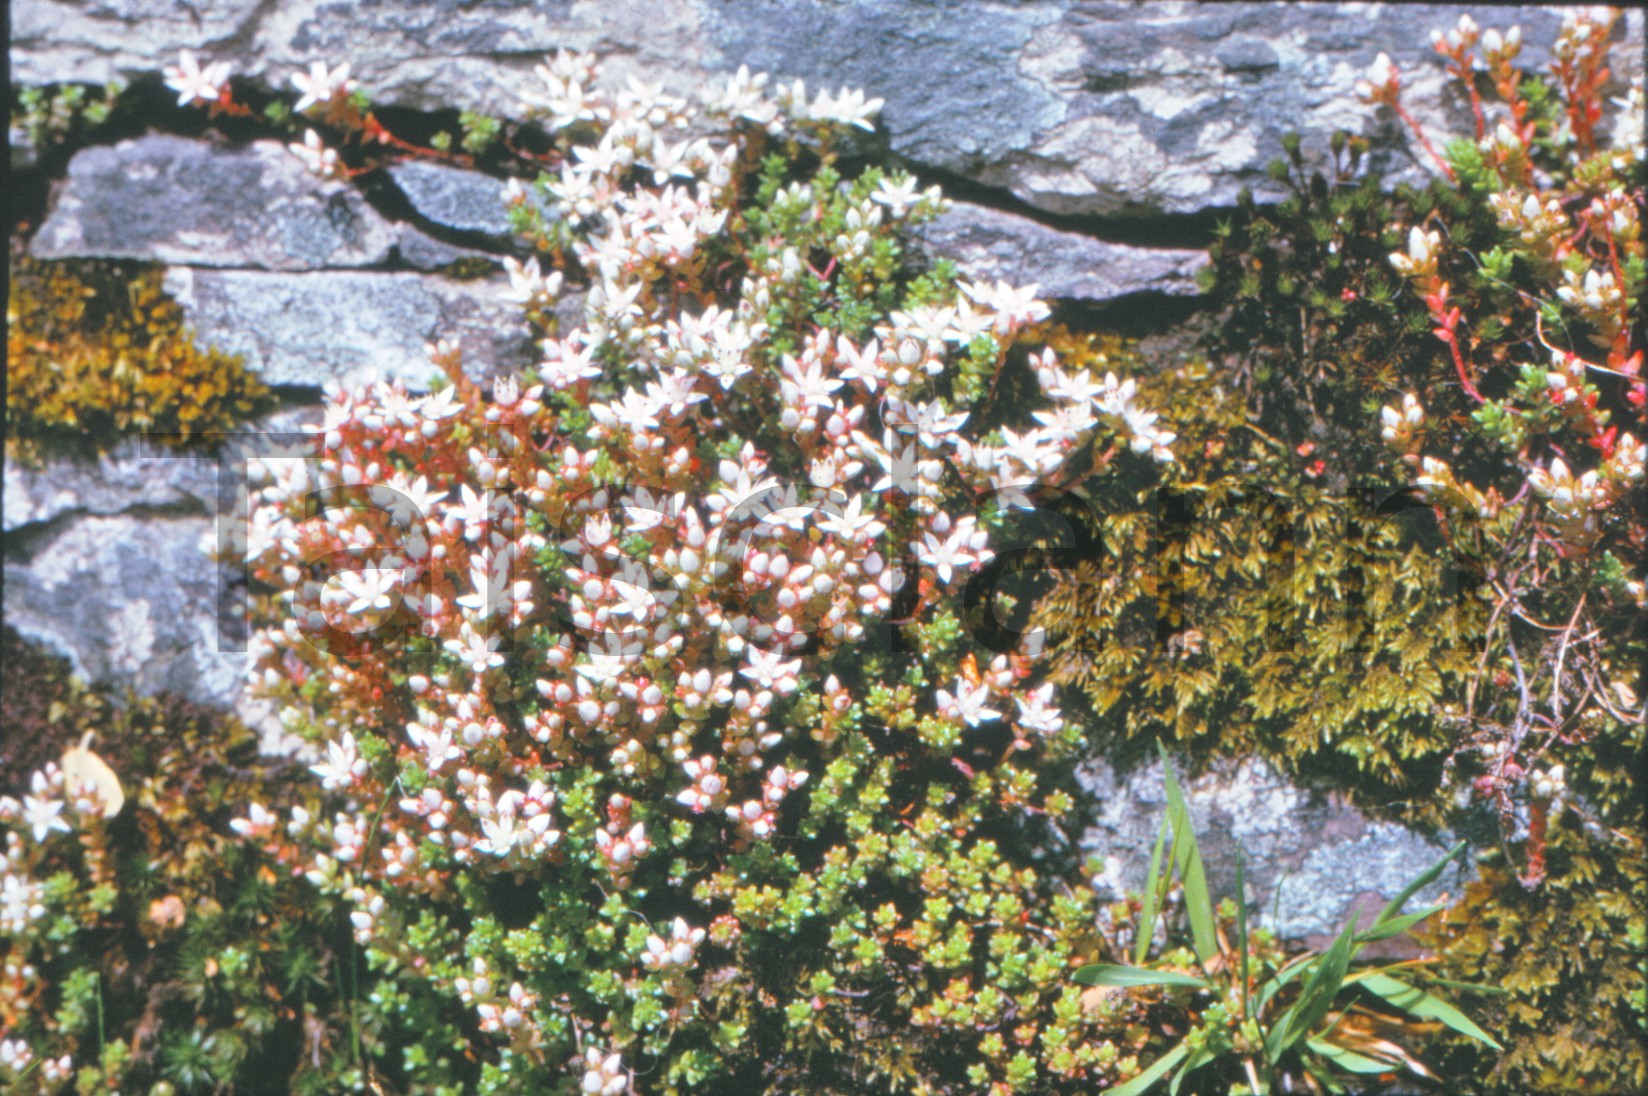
2;9;1642;1095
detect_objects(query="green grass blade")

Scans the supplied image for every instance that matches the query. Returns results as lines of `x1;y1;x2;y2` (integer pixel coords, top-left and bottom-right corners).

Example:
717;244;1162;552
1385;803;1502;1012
1075;964;1211;990
1306;1037;1398;1074
1157;742;1218;966
1425;978;1509;995
1136;813;1170;965
1354;904;1442;943
1236;844;1251;1019
1255;953;1314;1017
1265;1000;1295;1064
1370;842;1465;932
1300;1052;1351;1095
1168;1044;1216;1096
1270;920;1358;1060
1104;1043;1190;1096
1357;972;1503;1049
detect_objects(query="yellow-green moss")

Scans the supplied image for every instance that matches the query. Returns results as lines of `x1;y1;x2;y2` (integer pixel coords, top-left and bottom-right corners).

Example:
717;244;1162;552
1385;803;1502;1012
6;253;273;462
1027;103;1647;1091
1029;328;1485;800
1422;817;1647;1095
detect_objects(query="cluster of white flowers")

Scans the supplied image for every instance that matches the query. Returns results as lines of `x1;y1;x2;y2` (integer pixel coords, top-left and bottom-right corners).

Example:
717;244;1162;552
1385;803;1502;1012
1527;437;1645;546
0;758;119;1079
1481;25;1524;66
581;1047;629;1095
1430;13;1480;54
1487;189;1570;266
1379;392;1426;454
1556;265;1626;346
0;1038;71;1084
476;980;539;1035
163;48;231;107
1613;77;1646;164
235;49;1170;1086
291;59;357;114
0;834;47;935
0;765;72;846
289;128;343;179
591;793;649;885
1553;6;1617;63
1353;52;1399;104
1388;225;1441;281
641;915;706;971
1382;11;1645;567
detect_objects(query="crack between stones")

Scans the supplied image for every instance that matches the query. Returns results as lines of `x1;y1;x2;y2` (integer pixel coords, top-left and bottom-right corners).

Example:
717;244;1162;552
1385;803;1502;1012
895;155;1232;253
349;164;521;261
2;498;216;557
17;87;1229;270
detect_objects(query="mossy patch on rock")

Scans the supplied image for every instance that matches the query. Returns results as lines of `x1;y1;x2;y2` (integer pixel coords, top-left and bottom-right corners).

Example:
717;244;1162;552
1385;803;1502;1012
6;252;274;463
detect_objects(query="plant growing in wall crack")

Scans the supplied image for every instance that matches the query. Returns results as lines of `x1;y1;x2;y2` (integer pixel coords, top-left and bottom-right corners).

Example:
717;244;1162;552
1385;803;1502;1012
1074;746;1500;1095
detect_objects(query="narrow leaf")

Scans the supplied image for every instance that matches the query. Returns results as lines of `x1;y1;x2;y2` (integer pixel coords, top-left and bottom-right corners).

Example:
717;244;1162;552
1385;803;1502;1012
1136;814;1170;965
1103;1043;1190;1096
1426;978;1509;995
1370;842;1465;931
1306;1037;1399;1074
1355;905;1442;943
1272;921;1358;1060
1357;972;1502;1049
1255;952;1317;1017
1157;742;1218;965
1265;998;1296;1064
1168;1044;1216;1096
1075;964;1211;990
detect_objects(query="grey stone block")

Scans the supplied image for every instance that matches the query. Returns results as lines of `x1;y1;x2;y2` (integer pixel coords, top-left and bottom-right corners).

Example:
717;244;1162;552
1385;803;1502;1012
31;135;398;270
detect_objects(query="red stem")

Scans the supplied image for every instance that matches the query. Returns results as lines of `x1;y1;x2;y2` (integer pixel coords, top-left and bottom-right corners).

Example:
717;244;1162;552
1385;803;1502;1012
1394;102;1456;181
1447;332;1484;404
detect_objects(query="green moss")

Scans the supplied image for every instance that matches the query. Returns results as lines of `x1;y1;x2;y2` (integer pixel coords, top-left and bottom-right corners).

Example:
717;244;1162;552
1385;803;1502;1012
9;81;122;158
6;252;274;463
1032;58;1645;1087
1030;334;1485;803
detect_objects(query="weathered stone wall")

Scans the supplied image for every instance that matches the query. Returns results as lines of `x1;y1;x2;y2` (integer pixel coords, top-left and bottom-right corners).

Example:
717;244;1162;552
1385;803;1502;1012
7;1;1639;936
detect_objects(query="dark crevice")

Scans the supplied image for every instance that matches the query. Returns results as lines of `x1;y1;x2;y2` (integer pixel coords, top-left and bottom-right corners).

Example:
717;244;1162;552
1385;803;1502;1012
1082;72;1149;95
349;162;518;261
12;78;1232;339
1052;291;1209;342
14;78;1238;266
9;80;529;268
893;155;1233;252
268;383;327;408
2;498;215;557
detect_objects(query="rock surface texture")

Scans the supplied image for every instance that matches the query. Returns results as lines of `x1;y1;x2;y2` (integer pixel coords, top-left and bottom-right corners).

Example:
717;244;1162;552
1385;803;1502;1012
14;2;1641;218
31;135;400;269
160;267;536;389
913;202;1207;303
8;0;1642;937
1079;758;1472;940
